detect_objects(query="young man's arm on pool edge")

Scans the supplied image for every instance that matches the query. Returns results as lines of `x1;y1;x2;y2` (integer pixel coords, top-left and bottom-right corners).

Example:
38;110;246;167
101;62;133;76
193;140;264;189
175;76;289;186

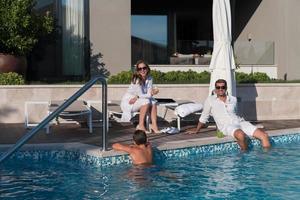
112;143;134;154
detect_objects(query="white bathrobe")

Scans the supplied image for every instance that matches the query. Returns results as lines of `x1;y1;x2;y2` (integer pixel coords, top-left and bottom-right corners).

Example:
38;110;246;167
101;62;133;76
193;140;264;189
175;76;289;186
120;76;157;122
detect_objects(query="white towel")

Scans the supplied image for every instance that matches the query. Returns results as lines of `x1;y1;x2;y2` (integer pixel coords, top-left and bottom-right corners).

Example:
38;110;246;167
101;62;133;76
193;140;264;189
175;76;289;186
175;103;203;118
120;93;134;122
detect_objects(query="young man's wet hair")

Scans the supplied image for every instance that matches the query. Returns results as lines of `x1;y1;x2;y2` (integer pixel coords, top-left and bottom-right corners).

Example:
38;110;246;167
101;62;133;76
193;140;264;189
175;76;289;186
133;130;147;145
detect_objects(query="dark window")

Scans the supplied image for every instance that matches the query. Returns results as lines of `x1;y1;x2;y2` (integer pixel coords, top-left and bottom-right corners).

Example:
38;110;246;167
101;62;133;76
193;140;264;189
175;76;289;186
176;12;213;55
30;0;89;82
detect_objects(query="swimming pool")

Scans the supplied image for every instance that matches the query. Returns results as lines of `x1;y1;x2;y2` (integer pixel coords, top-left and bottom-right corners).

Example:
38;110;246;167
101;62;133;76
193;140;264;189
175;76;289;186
1;133;300;199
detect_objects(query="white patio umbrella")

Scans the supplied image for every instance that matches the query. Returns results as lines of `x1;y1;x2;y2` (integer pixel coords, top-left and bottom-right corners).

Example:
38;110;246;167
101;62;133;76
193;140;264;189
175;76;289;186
209;0;236;96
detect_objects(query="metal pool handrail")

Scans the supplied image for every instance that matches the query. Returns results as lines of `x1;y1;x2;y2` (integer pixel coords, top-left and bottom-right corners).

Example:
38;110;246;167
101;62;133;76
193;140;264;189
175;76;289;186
0;76;108;164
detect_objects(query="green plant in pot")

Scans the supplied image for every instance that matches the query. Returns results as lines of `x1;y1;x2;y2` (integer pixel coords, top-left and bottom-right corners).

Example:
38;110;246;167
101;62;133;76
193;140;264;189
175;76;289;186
0;0;53;77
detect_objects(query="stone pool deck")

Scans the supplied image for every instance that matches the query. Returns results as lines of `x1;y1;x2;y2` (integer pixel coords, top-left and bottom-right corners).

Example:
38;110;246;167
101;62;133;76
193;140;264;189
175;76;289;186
1;119;300;158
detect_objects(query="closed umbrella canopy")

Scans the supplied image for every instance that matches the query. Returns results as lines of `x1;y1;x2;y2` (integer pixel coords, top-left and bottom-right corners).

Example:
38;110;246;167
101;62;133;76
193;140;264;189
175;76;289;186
209;0;236;96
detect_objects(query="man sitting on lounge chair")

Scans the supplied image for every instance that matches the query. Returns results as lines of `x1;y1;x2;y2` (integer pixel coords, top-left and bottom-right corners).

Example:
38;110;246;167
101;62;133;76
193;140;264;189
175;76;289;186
187;79;271;151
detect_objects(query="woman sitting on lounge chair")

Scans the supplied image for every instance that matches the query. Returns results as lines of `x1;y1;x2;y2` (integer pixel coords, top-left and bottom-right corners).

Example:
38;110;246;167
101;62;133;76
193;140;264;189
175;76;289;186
121;60;160;133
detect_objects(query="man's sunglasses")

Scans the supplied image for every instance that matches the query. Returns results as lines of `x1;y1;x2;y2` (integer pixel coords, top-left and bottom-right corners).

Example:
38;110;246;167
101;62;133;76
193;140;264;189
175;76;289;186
215;86;227;90
137;67;148;71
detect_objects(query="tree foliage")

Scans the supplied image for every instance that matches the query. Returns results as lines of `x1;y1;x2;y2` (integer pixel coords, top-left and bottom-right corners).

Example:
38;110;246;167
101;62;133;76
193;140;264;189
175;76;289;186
0;0;54;56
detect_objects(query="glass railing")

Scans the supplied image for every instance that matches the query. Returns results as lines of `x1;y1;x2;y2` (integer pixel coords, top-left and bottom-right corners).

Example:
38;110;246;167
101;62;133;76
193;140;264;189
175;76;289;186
132;39;275;66
168;40;213;65
176;40;214;55
131;36;168;64
234;41;275;65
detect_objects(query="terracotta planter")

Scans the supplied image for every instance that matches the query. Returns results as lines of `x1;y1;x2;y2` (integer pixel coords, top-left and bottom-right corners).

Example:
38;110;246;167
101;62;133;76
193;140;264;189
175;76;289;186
0;54;27;76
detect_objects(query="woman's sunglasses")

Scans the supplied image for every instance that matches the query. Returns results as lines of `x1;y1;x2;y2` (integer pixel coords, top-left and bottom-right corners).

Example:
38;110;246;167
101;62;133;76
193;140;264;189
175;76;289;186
215;86;227;90
137;67;148;71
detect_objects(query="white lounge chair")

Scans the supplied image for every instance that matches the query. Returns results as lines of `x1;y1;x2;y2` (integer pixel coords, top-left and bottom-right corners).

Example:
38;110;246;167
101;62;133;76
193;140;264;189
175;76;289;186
108;100;150;130
163;100;203;131
25;100;92;134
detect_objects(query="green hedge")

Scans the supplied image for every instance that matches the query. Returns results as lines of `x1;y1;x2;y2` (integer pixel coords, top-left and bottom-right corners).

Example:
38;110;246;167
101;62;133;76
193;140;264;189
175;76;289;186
236;72;271;83
151;70;211;84
107;70;271;84
0;72;25;85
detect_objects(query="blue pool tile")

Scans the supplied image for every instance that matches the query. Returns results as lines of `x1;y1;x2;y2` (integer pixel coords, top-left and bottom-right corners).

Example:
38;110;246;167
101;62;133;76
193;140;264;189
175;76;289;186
4;132;300;167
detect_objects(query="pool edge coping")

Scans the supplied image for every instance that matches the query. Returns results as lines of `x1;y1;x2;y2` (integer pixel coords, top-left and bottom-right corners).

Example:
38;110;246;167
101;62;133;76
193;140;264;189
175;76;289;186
1;127;300;159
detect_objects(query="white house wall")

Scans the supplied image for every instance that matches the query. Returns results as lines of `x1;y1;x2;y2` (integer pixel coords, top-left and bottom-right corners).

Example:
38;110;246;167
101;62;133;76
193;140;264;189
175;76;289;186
235;0;300;80
89;0;131;76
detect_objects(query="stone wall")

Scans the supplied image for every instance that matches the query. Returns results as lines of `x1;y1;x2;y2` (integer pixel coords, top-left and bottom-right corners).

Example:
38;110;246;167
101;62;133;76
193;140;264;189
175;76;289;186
0;83;299;123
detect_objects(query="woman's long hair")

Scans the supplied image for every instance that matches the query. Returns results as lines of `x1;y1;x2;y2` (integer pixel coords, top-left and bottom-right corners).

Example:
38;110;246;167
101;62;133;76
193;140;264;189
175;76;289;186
131;60;150;85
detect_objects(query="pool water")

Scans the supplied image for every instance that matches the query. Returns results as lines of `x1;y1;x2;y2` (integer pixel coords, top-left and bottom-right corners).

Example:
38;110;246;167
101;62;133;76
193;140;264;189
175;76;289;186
2;143;300;199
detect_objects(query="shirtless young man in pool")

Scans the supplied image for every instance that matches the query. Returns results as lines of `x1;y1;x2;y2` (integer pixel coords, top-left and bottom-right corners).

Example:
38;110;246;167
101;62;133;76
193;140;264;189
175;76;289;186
112;130;153;165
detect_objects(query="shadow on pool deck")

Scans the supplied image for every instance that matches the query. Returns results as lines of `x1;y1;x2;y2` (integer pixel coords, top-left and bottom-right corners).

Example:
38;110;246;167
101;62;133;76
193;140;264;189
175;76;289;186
1;119;300;150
